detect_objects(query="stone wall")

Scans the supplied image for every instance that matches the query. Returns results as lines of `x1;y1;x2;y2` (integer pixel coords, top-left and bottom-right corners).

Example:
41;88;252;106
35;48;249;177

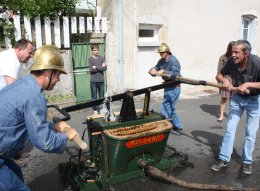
18;50;75;99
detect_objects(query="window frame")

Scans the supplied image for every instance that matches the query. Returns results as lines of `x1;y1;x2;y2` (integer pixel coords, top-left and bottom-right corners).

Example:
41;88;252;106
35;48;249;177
138;24;159;43
240;14;257;53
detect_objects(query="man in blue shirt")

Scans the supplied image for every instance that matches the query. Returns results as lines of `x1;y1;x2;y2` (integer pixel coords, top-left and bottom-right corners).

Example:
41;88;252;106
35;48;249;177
0;45;78;190
148;43;182;131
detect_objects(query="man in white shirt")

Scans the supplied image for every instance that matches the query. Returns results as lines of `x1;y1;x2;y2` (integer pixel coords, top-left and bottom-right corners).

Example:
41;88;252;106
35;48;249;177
0;38;34;91
0;38;34;167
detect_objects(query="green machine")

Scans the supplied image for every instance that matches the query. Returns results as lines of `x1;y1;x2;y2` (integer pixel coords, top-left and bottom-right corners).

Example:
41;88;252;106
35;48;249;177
55;81;183;191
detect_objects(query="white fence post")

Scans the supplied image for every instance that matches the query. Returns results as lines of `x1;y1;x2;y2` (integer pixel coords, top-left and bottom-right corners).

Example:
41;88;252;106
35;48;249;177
63;16;70;48
44;17;52;45
24;16;32;41
35;16;42;48
71;17;77;34
1;13;107;49
79;17;85;34
102;17;107;33
94;17;100;33
87;17;93;32
54;18;61;48
13;15;21;41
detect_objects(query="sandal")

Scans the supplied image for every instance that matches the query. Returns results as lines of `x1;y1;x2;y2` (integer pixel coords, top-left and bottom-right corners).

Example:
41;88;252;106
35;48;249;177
217;116;224;122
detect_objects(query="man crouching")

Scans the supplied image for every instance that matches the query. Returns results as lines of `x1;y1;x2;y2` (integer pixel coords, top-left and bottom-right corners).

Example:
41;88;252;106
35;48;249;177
0;45;78;190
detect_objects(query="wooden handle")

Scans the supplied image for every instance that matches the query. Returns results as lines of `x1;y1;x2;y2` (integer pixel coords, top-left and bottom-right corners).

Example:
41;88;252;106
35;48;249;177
65;126;88;150
160;73;250;94
53;123;88;150
92;131;101;135
72;135;88;150
48;113;88;150
204;81;250;94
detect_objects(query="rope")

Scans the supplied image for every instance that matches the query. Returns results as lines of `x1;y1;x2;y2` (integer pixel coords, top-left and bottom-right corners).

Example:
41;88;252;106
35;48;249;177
103;120;172;139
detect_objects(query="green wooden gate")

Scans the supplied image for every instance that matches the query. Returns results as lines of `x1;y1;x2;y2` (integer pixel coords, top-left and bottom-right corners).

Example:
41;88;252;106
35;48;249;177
71;42;106;103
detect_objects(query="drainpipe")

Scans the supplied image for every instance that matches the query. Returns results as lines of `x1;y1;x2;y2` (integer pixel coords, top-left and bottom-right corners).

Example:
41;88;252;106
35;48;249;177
118;0;124;92
133;0;137;89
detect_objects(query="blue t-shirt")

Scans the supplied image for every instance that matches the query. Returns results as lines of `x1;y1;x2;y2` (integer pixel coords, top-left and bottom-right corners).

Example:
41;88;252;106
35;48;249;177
154;54;181;81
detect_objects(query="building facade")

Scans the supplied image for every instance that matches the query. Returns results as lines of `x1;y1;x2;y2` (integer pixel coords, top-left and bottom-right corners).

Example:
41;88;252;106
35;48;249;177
101;0;260;97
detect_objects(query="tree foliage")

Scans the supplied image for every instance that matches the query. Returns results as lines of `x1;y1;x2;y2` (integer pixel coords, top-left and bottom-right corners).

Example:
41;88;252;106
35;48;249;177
0;0;80;20
0;0;81;48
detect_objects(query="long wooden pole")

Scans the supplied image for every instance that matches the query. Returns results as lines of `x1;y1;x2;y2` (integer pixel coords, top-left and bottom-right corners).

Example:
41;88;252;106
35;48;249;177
160;73;250;94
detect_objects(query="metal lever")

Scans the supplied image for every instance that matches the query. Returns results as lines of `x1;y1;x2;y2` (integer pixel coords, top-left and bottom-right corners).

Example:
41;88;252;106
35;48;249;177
47;105;70;122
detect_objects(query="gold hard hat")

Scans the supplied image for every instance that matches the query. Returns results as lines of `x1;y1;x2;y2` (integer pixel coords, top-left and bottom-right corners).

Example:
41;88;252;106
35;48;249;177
157;43;170;53
31;45;67;74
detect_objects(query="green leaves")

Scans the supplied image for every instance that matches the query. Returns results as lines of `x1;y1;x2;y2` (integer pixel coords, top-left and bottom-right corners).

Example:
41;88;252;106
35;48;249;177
0;17;16;48
0;0;81;48
1;0;80;20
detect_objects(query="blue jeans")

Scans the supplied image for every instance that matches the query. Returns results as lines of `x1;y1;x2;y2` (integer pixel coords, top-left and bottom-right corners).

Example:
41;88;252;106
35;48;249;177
160;87;182;129
219;94;260;164
90;82;104;111
0;158;30;191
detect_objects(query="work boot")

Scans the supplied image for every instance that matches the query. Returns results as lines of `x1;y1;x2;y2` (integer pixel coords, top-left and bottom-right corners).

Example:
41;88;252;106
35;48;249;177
241;163;252;175
172;126;182;132
14;152;30;159
13;159;27;168
211;159;228;171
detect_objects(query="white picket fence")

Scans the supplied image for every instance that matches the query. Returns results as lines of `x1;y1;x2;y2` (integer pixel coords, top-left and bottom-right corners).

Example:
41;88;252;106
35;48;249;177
1;12;107;49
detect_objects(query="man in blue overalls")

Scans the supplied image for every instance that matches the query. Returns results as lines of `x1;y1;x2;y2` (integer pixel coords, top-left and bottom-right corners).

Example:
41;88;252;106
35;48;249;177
0;45;78;190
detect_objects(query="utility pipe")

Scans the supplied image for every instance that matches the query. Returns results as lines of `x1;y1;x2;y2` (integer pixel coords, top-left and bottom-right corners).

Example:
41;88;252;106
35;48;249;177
118;0;124;92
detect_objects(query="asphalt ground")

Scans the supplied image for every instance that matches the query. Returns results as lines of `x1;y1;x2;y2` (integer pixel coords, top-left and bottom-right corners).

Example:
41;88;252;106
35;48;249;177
22;94;260;191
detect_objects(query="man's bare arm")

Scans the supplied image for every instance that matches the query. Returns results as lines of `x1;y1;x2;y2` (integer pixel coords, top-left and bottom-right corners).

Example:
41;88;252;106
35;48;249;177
216;73;232;91
238;82;260;93
5;76;16;85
